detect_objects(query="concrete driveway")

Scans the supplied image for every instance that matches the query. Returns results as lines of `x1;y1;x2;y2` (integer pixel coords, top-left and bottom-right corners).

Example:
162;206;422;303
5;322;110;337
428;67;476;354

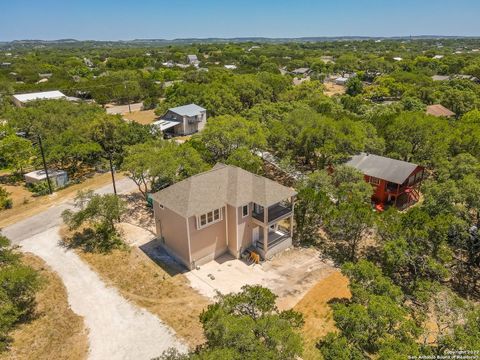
186;247;335;310
2;178;187;359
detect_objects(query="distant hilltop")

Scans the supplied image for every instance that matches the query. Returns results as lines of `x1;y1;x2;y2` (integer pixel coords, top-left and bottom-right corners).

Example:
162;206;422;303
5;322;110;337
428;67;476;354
1;35;479;47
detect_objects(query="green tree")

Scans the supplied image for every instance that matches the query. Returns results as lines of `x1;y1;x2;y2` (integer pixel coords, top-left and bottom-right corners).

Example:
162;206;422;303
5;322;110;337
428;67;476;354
122;141;208;199
0;135;34;175
346;76;364;96
196;115;266;163
62;191;126;252
195;285;304;359
319;261;424;359
0;235;40;351
225;148;263;174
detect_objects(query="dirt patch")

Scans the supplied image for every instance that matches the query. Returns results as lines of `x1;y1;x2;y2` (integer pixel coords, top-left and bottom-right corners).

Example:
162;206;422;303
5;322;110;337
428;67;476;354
0;172;124;228
78;247;210;348
323;82;345;97
123;110;157;125
293;271;351;360
1;254;88;360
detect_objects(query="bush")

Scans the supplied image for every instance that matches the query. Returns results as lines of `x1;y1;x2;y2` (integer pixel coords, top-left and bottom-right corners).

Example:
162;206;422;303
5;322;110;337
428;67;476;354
28;181;53;196
0;187;12;210
0;235;41;351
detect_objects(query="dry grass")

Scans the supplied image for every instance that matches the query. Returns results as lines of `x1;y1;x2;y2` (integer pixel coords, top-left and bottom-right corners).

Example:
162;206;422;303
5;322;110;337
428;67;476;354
1;184;33;207
293;271;351;360
323;82;346;97
1;254;88;360
0;172;123;228
78;247;211;348
123;110;157;125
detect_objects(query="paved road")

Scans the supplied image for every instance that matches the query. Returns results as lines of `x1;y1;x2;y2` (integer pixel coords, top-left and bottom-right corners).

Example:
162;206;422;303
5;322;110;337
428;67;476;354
3;178;187;359
3;178;136;244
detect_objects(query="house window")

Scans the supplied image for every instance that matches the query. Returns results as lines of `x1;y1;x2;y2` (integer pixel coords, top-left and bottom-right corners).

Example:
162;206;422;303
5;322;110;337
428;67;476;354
369;177;381;185
242;204;249;217
197;208;222;229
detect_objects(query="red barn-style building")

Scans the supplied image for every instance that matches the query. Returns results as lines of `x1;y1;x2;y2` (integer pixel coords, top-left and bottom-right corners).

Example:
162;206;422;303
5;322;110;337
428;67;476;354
346;153;425;210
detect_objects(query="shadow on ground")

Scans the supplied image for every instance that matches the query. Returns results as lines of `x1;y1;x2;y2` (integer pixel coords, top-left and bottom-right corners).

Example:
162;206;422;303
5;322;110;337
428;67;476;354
139;238;187;277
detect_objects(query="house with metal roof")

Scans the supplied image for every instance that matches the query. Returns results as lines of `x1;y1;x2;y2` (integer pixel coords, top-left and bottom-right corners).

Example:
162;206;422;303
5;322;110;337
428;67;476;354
153;103;207;136
152;163;296;269
12;90;68;107
346;153;425;210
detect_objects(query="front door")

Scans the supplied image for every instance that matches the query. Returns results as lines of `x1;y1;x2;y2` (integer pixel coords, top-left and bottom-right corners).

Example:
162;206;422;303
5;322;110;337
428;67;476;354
252;226;260;246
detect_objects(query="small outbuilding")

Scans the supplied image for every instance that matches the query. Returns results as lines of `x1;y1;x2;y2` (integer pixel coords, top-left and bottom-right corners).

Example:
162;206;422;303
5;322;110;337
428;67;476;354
24;169;68;188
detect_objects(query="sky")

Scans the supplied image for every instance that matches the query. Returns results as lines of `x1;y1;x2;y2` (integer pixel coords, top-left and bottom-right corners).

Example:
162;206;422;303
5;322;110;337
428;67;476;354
1;0;480;41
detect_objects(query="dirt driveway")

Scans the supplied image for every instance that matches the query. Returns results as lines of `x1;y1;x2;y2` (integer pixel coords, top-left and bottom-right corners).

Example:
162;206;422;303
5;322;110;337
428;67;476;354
186;247;335;309
21;227;186;360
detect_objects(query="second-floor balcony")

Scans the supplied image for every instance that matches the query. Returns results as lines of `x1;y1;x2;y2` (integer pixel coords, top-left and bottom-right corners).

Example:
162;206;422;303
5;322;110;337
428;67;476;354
252;201;293;224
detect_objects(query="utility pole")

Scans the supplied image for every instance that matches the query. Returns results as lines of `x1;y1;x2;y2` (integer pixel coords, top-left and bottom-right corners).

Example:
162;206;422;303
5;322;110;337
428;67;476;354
37;134;53;195
108;151;117;196
124;82;131;113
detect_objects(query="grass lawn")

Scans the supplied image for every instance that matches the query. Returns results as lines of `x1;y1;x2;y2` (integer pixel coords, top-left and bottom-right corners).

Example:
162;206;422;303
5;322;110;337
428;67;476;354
123;110;157;125
323;82;346;97
78;247;211;348
0;254;88;360
293;271;351;360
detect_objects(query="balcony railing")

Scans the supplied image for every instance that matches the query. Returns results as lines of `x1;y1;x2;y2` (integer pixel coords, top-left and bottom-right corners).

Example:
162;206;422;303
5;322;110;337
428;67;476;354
252;202;293;223
255;227;290;250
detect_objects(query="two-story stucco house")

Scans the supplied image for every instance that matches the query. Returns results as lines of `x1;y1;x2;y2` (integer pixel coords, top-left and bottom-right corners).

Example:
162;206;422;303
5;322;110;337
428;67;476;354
153;103;207;136
152;163;296;270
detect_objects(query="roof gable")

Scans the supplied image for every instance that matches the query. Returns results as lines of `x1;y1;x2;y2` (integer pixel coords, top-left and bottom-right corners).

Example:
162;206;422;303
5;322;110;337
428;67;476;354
152;164;296;217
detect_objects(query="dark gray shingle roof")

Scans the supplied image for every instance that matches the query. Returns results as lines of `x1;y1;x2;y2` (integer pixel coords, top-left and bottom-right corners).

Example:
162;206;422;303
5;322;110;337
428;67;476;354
346;153;419;184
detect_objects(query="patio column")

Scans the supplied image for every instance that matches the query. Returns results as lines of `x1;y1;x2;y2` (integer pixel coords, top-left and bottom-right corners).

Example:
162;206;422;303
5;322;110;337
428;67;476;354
289;196;295;238
263;206;269;253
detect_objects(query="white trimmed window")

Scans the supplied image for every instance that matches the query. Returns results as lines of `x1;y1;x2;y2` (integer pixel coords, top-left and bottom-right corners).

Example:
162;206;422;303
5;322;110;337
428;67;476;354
242;204;249;217
369;177;381;185
197;208;222;229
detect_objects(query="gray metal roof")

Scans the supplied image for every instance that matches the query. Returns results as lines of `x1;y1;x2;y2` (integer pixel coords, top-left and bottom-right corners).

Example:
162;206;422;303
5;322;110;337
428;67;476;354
168;103;206;117
346;153;419;184
152;163;296;217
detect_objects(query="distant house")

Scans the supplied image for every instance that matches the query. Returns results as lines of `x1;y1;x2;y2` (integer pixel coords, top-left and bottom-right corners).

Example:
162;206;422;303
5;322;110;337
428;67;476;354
187;55;200;67
426;104;455;118
432;75;450;82
38;73;53;78
24;169;68;188
153;103;207;136
291;68;311;76
1;62;11;67
152;163;296;269
12;90;68;107
224;64;237;70
346;153;425;210
433;55;444;59
393;57;403;61
335;76;349;85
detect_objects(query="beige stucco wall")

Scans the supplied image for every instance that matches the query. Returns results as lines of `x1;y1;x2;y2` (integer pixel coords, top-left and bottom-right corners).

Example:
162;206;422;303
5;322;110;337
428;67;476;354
237;203;254;254
226;204;238;257
153;202;190;267
188;207;228;266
